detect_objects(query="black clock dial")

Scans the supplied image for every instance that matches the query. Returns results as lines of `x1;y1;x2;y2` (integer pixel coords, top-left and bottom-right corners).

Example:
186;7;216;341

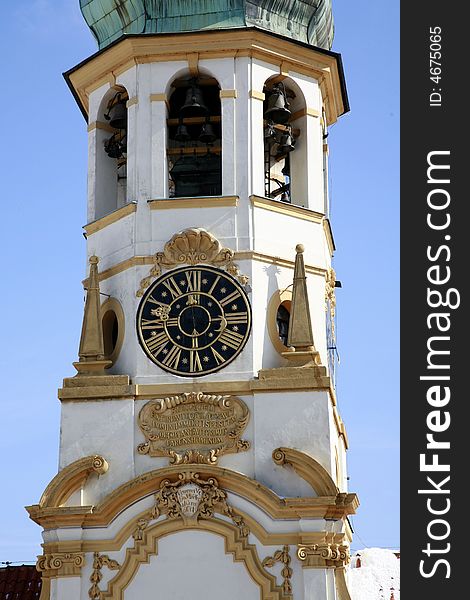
136;266;251;376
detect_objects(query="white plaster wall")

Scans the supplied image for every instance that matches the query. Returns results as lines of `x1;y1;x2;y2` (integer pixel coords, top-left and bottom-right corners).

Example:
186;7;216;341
59;399;135;502
51;577;81;600
253;390;334;497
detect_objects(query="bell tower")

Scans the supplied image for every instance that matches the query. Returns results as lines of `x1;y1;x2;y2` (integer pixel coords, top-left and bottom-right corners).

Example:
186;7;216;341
27;2;358;599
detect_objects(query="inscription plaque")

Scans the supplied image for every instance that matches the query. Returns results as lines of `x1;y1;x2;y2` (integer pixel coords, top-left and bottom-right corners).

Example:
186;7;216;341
137;392;250;464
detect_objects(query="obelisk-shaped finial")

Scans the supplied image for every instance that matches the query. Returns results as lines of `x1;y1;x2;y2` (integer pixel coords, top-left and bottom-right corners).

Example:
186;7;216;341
282;244;322;366
73;256;112;375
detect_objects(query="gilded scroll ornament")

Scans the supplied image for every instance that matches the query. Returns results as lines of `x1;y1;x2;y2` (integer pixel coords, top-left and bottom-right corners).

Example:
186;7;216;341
89;552;121;600
132;471;249;537
297;539;350;568
136;228;249;296
262;545;293;596
137;392;250;464
325;267;337;341
36;553;84;577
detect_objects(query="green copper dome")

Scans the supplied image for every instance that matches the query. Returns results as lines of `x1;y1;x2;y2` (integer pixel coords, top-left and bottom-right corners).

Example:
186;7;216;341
80;0;334;50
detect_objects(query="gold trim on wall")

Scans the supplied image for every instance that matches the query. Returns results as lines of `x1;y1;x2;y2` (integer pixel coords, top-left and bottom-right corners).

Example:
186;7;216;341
36;455;108;509
267;289;292;355
220;89;238;98
66;30;346;126
84;202;137;236
290;107;321;120
126;96;138;108
87;121;116;133
100;517;290;600
84;251;326;287
272;448;339;496
250;195;324;222
100;297;125;367
250;90;266;101
148;196;238;209
27;462;358;529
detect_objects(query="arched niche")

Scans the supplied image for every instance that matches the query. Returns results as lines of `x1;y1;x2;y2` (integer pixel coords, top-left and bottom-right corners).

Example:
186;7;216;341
100;519;289;600
262;76;306;207
167;72;222;198
92;86;129;220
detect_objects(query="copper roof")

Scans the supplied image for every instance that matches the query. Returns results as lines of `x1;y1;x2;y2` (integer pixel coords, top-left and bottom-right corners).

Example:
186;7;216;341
0;565;42;600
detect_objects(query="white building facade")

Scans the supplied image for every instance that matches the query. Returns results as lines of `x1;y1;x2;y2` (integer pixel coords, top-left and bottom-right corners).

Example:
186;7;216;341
27;2;357;599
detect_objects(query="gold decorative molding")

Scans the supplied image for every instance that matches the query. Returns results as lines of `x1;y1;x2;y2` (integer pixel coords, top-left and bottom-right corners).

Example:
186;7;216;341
325;267;337;343
125;96;138;108
84;202;137;236
82;251;326;288
101;516;289;600
290;107;321;120
89;552;120;600
27;463;358;530
141;472;248;533
297;537;350;568
262;546;293;596
101;297;125;367
335;567;353;600
36;553;85;577
272;447;338;496
220;89;238;98
187;52;199;77
87;121;115;133
137;392;250;464
136;228;249;296
322;217;336;256
250;90;266;101
148;195;238;209
65;30;346;126
35;455;108;509
250;195;324;222
267;289;292;355
150;93;167;102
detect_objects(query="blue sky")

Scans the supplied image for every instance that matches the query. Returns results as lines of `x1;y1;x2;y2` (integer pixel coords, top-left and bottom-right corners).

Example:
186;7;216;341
0;1;399;563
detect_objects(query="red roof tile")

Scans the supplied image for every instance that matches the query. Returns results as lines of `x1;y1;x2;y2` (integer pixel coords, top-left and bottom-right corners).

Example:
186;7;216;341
0;565;42;599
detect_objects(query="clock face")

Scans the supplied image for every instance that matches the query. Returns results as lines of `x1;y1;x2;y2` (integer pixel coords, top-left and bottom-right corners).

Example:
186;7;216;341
136;266;251;377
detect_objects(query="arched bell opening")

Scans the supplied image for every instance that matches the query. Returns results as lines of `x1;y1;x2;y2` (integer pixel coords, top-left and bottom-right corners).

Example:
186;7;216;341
263;77;305;206
167;74;222;198
94;86;128;220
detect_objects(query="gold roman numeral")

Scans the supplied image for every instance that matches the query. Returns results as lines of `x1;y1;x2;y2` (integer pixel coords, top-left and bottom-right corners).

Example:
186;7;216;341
219;290;241;307
208;275;221;295
225;311;248;325
165;317;179;327
162;277;182;300
162;345;182;370
146;295;170;308
186;270;202;292
146;330;169;354
219;329;245;350
211;347;225;366
140;319;165;330
189;350;203;372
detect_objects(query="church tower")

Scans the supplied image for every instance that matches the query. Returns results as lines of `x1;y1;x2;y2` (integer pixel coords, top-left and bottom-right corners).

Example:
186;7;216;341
27;2;358;599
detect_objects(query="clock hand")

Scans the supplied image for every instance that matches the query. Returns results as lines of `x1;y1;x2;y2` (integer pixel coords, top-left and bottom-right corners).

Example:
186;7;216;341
214;316;227;332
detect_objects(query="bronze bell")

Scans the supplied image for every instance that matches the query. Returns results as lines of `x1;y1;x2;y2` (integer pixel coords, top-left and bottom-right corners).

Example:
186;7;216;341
277;128;296;155
264;84;291;124
180;83;208;118
104;132;126;159
107;97;127;130
170;152;222;197
174;121;191;142
199;120;217;144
